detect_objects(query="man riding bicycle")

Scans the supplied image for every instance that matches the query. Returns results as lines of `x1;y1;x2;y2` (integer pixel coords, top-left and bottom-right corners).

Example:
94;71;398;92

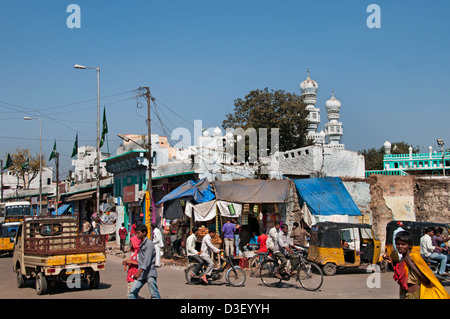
274;224;299;278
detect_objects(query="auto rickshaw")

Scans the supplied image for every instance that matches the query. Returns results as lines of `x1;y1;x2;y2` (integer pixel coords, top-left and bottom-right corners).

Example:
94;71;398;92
385;220;450;257
307;222;381;276
0;222;20;255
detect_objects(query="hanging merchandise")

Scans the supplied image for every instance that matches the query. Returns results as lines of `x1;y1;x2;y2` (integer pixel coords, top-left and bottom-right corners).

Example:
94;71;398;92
243;204;250;212
228;203;236;216
241;212;248;226
274;204;279;213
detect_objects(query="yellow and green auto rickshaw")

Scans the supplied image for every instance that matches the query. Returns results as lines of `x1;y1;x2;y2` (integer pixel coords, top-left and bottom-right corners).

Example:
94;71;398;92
385;220;450;257
307;222;381;276
0;222;20;255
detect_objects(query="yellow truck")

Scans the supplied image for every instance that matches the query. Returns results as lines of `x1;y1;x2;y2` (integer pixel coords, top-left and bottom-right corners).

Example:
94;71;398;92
12;215;106;295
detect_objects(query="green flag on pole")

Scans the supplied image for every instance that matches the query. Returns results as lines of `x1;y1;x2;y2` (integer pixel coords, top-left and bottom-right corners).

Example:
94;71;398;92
3;153;13;170
21;157;29;170
100;107;108;148
49;139;57;161
71;132;78;158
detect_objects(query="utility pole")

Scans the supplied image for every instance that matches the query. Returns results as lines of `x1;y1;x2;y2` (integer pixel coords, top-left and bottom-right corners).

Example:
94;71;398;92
56;152;59;210
137;86;154;239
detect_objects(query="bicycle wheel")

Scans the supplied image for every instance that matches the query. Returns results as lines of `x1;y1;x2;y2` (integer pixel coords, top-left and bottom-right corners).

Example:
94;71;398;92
297;260;323;291
260;260;282;287
249;254;261;276
226;266;246;287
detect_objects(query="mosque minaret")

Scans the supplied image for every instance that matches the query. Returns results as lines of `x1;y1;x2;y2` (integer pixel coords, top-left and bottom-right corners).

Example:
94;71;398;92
300;71;344;149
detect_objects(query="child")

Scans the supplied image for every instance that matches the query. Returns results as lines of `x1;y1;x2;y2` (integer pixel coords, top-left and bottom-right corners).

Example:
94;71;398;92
123;235;141;296
384;230;450;299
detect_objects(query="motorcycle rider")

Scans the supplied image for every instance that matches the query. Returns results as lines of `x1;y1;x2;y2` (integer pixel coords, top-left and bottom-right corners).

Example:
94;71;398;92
199;228;222;284
186;227;205;278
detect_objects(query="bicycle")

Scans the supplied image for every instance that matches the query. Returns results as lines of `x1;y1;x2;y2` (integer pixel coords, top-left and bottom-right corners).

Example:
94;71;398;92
185;252;246;287
259;248;323;291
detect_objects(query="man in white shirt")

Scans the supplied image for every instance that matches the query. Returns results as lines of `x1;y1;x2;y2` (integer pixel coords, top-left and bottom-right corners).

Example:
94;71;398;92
420;227;448;276
186;227;205;278
199;229;222;284
151;223;164;267
274;224;299;277
266;221;281;252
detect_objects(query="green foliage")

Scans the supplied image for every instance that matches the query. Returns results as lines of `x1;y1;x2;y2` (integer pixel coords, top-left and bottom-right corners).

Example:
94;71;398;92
7;147;45;189
222;88;310;153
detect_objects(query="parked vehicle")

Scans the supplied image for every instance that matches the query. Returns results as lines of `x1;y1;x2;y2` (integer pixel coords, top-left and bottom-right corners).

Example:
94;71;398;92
307;222;381;276
185;251;246;287
12;215;106;295
0;222;20;255
0;201;32;223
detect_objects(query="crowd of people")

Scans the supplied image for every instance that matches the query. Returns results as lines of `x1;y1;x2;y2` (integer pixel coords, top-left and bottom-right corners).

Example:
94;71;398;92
184;219;310;284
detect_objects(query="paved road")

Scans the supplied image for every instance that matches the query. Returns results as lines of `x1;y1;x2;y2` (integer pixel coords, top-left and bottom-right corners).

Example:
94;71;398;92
3;250;443;300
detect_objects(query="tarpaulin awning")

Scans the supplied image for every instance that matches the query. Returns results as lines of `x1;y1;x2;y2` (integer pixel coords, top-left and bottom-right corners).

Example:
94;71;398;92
51;204;72;216
292;177;361;216
213;179;289;203
64;190;96;202
156;178;215;205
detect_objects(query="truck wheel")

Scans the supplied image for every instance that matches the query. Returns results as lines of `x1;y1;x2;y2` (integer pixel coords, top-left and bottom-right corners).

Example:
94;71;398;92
16;269;25;288
89;271;100;289
36;272;48;295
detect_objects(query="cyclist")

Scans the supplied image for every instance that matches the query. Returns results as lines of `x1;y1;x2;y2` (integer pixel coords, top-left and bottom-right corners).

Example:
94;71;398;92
274;224;299;278
186;227;205;278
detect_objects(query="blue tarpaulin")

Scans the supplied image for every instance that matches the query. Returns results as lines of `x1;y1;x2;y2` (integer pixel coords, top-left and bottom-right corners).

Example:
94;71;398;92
292;177;361;216
51;204;72;216
156;178;215;205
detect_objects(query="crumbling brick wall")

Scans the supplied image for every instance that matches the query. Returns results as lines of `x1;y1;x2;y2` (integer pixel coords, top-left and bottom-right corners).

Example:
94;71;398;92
414;177;450;223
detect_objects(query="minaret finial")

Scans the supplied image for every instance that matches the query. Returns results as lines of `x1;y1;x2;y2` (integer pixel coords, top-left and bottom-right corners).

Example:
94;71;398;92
307;68;310;77
331;88;334;97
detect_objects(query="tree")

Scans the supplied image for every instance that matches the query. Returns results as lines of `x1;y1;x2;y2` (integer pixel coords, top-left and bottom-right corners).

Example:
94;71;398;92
222;88;311;154
359;142;419;170
7;147;45;189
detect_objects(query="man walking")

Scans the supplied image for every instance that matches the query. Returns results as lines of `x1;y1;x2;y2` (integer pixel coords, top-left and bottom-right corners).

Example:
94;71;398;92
128;224;161;299
119;223;128;252
152;223;164;267
222;219;235;257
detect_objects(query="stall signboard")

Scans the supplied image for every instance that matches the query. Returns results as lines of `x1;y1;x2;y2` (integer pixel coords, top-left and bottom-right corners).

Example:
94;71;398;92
123;184;138;203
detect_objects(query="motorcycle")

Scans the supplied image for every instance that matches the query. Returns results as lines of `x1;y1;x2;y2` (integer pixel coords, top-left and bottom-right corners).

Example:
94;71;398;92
185;252;246;287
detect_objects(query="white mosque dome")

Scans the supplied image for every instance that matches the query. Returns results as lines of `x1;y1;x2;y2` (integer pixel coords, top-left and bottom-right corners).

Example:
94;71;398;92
213;127;222;137
325;90;341;110
300;70;318;95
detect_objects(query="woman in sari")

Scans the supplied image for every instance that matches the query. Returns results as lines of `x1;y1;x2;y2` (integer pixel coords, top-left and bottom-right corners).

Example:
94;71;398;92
384;231;450;299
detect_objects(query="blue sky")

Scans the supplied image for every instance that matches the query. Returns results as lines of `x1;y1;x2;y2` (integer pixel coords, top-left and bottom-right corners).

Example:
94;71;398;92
0;0;449;177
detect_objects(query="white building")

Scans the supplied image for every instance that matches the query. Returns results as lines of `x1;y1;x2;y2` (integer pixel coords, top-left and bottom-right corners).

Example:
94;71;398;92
71;146;111;183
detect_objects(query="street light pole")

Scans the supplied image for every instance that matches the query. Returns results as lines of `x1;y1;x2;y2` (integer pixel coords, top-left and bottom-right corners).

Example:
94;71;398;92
24;117;42;215
437;139;445;177
74;64;101;217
